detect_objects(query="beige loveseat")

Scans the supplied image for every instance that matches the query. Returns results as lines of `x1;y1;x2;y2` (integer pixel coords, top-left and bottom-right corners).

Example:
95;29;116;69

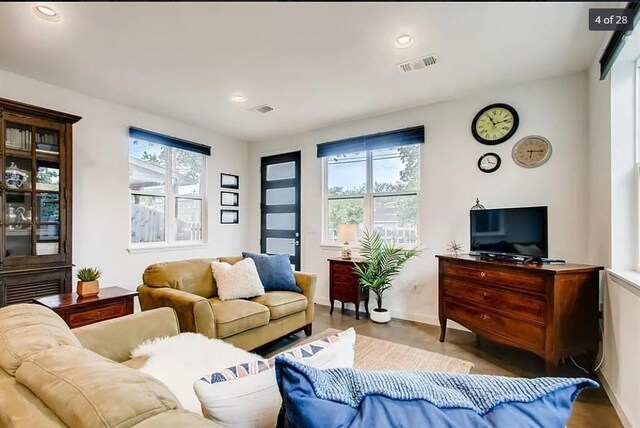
137;257;317;350
0;304;217;427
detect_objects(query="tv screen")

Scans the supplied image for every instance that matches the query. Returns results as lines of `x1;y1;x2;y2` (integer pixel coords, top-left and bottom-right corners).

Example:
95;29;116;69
470;206;548;258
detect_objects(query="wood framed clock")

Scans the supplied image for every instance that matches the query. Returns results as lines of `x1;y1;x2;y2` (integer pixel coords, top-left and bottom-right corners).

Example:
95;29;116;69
471;103;519;145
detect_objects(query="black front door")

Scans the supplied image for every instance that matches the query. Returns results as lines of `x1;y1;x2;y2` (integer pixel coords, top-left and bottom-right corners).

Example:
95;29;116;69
260;151;301;270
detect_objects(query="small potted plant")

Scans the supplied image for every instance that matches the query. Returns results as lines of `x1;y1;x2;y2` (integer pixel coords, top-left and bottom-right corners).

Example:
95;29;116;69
353;229;420;324
76;267;102;297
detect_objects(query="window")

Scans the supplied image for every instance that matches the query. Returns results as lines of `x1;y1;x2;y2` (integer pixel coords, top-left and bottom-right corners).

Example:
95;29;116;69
323;144;421;245
128;128;209;247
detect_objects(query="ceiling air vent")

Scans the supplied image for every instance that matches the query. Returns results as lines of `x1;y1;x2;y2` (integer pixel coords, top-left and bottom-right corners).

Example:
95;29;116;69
248;104;274;114
397;55;437;73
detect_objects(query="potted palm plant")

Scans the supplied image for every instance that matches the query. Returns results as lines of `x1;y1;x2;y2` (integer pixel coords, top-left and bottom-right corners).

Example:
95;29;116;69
353;229;420;324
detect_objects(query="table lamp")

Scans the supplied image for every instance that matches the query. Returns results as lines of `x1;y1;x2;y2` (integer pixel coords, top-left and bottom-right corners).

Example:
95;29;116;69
337;224;358;259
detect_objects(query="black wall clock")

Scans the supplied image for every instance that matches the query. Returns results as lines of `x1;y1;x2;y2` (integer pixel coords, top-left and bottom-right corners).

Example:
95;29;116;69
477;152;501;173
471;103;519;145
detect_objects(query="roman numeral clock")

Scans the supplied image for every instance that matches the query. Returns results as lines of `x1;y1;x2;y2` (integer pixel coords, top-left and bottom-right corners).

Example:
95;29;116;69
471;103;519;145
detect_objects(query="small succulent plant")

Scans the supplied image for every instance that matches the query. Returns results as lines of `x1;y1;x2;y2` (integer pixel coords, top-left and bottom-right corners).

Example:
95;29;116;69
77;267;102;282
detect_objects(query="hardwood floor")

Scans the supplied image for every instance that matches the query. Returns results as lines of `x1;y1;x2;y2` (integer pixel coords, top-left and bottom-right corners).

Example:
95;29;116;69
259;304;622;428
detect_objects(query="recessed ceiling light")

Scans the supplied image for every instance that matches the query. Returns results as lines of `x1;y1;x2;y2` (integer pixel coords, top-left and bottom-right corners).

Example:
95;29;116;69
32;5;62;22
231;95;246;103
395;35;414;49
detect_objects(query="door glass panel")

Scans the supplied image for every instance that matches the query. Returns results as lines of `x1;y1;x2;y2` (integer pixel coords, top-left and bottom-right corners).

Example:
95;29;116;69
175;198;202;241
5;122;32;151
266;213;296;230
5;157;32;190
130;195;165;243
36;160;60;191
36;225;59;255
266;187;295;205
6;193;32;225
35;128;59;154
37;193;59;223
266;162;295;181
266;237;295;256
6;227;31;257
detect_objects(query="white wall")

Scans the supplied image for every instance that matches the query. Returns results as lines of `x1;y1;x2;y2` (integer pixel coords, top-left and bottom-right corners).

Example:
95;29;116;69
248;72;590;325
0;69;250;291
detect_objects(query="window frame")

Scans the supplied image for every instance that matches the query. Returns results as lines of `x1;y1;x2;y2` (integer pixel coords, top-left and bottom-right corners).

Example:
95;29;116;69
322;145;421;247
129;143;207;250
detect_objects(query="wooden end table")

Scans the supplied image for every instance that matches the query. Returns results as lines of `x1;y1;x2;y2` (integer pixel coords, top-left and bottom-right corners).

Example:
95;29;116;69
33;286;138;328
328;257;369;320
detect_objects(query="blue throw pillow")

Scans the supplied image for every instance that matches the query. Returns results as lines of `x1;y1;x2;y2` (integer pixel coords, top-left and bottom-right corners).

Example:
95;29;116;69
242;252;300;292
275;357;597;428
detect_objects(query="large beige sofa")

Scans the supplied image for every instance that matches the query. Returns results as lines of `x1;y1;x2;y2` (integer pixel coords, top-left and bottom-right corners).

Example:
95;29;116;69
137;257;317;350
0;303;217;427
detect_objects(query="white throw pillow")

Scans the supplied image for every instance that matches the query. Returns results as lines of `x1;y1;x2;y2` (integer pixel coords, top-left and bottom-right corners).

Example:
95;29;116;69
194;328;356;428
212;258;265;301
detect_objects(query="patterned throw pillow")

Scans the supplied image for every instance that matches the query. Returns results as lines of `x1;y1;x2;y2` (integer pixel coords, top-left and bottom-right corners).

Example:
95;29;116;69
211;258;265;301
194;329;356;428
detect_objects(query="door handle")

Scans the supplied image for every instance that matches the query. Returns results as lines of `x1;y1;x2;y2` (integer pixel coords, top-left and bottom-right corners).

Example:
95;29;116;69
295;240;300;247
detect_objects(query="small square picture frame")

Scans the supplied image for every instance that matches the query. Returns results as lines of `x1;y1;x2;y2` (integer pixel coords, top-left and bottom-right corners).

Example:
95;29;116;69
220;173;239;189
220;209;239;224
220;191;239;207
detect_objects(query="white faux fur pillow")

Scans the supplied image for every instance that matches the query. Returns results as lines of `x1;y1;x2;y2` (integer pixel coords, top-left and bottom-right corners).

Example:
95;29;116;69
212;258;265;301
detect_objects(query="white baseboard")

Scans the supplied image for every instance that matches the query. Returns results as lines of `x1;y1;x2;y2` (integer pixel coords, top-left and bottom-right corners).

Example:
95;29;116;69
313;298;468;331
598;369;632;427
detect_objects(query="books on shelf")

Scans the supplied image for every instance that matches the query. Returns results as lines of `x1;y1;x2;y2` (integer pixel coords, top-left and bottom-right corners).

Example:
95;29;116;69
36;132;58;152
5;128;32;150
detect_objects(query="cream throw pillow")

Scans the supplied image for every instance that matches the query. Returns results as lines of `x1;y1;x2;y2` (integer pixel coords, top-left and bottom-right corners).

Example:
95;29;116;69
211;258;265;301
194;328;356;428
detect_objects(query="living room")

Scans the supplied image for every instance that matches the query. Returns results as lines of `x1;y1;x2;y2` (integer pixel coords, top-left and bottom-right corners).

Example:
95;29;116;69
0;2;638;427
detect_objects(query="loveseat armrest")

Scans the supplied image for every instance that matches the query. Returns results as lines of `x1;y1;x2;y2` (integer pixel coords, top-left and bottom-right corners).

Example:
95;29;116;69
73;308;179;363
137;285;216;337
295;271;317;325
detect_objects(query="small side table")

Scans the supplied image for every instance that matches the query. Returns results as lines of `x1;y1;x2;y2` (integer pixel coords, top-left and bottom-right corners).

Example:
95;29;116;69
328;257;369;320
33;286;138;328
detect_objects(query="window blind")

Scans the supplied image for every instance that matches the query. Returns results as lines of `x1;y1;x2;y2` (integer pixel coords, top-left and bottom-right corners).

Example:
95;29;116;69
316;125;424;158
129;127;211;156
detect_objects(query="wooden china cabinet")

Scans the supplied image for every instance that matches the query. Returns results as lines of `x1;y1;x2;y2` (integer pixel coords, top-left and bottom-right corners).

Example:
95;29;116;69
0;98;80;307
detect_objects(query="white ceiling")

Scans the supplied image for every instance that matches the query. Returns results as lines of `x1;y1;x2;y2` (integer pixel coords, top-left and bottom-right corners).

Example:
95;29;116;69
0;2;605;142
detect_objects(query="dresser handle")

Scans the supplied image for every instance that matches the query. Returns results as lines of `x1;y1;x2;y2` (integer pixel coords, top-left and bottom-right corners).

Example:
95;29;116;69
482;291;488;297
479;272;486;278
96;311;101;317
479;313;488;320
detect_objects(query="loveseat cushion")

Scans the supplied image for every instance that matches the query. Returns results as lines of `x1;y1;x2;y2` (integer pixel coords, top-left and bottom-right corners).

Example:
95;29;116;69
0;304;82;376
15;346;181;428
134;410;221;427
143;258;216;298
0;369;66;427
251;292;307;320
208;298;270;338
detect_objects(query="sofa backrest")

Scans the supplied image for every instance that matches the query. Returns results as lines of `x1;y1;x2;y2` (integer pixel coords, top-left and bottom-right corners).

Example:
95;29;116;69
143;258;217;297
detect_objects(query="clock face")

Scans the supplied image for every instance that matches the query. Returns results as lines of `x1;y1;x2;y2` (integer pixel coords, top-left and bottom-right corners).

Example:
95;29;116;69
472;103;519;145
512;135;552;168
477;152;501;173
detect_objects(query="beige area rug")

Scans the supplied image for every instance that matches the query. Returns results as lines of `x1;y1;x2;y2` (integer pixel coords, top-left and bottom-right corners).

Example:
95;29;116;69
277;328;473;374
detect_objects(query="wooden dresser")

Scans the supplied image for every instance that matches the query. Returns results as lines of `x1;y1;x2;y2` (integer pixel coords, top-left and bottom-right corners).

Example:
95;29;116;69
437;255;603;373
33;286;137;328
328;258;369;320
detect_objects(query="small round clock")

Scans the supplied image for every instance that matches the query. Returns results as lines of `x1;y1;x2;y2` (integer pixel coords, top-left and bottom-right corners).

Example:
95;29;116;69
512;135;552;168
471;103;519;145
477;152;501;173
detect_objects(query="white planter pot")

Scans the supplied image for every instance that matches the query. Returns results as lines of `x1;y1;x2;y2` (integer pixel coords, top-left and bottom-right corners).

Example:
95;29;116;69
370;308;391;324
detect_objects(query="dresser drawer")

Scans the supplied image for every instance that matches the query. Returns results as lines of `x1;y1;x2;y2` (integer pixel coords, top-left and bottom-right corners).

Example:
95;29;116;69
442;278;545;324
443;263;545;294
331;273;355;286
330;262;355;274
68;302;127;328
444;299;545;352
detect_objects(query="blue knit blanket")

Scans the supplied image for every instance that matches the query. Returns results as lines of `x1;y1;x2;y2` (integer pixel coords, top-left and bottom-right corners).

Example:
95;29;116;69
276;357;598;415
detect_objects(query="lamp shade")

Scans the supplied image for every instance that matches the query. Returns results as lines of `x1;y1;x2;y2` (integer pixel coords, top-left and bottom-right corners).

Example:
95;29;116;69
337;224;358;243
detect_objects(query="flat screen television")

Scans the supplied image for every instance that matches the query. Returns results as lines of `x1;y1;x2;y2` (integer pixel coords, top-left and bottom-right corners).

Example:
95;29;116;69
470;206;548;259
